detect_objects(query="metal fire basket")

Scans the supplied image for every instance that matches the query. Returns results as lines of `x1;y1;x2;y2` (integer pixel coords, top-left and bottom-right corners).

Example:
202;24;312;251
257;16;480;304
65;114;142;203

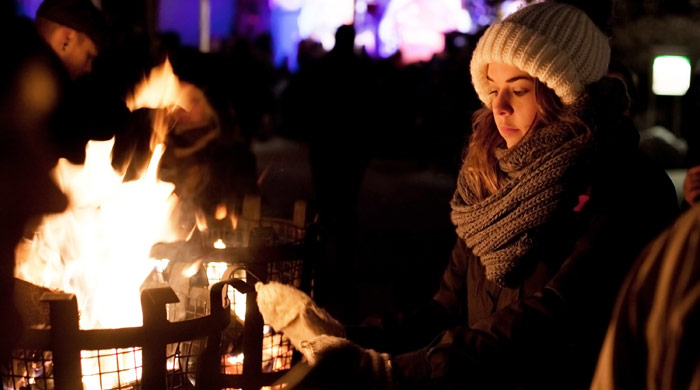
3;280;235;390
170;198;320;390
4;197;320;390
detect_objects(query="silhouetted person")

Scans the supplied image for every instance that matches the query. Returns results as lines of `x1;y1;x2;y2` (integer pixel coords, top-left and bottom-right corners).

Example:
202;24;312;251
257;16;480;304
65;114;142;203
32;0;128;165
1;2;68;363
305;24;375;321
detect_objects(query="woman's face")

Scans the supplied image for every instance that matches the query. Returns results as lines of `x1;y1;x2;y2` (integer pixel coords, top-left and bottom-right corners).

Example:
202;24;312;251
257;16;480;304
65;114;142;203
487;62;538;148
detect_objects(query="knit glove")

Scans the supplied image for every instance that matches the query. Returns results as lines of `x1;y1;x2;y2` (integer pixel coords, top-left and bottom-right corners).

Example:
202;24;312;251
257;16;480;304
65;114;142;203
255;281;345;356
298;335;394;390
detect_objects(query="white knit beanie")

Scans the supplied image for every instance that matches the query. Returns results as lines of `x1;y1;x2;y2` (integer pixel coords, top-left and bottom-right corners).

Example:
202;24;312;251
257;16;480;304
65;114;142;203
470;2;610;105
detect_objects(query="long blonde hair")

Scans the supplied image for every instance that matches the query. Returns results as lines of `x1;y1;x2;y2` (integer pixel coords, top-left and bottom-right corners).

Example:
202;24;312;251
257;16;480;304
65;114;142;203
463;78;585;200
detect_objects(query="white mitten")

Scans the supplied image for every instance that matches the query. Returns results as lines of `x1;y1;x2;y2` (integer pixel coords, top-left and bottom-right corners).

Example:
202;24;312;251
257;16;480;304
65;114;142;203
299;335;394;390
255;281;345;355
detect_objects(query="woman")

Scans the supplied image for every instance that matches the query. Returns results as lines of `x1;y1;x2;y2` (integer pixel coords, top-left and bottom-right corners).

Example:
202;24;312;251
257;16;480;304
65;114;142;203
256;3;679;390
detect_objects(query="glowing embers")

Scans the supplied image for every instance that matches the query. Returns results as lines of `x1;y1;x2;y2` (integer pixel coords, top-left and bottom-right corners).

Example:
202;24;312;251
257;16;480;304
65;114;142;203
4;350;53;389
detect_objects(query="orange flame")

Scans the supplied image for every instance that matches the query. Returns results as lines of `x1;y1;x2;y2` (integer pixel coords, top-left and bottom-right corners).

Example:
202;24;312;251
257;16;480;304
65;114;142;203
15;138;178;330
230;213;239;230
215;204;227;220
126;58;191;149
14;57;197;389
195;208;209;232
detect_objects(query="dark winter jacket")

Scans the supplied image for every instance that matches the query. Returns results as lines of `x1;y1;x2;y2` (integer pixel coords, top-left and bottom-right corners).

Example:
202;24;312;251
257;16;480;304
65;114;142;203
385;83;679;390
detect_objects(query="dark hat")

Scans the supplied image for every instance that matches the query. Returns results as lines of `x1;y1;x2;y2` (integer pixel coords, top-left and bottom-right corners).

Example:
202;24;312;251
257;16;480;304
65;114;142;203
36;0;107;50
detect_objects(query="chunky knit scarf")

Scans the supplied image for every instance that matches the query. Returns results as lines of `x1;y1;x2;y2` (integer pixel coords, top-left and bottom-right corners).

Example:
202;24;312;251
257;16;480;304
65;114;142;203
450;121;590;287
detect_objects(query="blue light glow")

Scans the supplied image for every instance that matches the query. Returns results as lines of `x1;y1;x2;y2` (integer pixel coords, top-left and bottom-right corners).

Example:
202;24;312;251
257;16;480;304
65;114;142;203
270;6;301;70
17;0;45;18
158;0;235;48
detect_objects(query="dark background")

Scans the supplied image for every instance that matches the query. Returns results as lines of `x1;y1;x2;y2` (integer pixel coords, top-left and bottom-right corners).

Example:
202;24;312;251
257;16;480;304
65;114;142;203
13;0;700;323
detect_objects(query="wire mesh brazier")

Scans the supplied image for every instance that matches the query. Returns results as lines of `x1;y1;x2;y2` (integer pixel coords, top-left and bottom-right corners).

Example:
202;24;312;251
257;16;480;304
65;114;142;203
4;198;319;390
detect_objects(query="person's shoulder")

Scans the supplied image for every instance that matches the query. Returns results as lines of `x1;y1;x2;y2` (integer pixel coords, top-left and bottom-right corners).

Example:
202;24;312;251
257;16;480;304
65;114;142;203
588;140;679;217
624;150;680;222
625;148;677;195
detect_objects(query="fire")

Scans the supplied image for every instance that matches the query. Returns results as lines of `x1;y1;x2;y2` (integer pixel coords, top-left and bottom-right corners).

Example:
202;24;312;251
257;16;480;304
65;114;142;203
195;208;209;232
215;204;227;220
213;238;226;249
182;259;203;278
125;58;192;149
14;138;177;330
13;57;195;389
9;57;284;390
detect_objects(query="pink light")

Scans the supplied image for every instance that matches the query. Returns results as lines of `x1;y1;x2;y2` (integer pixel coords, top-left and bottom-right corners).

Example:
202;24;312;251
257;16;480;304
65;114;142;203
298;0;354;50
379;0;472;63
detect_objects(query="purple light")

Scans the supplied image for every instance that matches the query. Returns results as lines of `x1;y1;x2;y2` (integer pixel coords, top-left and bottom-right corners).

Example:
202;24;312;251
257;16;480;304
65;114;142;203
269;0;303;11
269;0;353;71
158;0;234;48
270;6;301;70
467;0;495;29
16;0;44;18
159;0;200;47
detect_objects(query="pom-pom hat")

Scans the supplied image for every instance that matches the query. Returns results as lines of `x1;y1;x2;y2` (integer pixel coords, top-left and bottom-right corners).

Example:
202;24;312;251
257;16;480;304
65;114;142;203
470;2;610;105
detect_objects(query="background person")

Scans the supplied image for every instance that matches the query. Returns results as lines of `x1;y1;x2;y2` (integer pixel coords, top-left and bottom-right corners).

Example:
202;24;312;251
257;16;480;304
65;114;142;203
34;0;133;165
34;0;104;81
0;0;69;363
683;165;700;206
591;202;700;390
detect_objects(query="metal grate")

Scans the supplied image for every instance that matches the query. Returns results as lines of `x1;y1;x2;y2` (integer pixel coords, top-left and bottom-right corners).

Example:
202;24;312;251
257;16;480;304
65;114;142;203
195;216;318;390
4;349;54;389
165;339;205;389
80;348;143;389
4;215;318;390
2;282;233;390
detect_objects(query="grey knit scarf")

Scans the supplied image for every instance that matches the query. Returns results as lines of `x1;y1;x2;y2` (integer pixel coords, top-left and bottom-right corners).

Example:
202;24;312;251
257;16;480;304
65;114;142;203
450;122;590;287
